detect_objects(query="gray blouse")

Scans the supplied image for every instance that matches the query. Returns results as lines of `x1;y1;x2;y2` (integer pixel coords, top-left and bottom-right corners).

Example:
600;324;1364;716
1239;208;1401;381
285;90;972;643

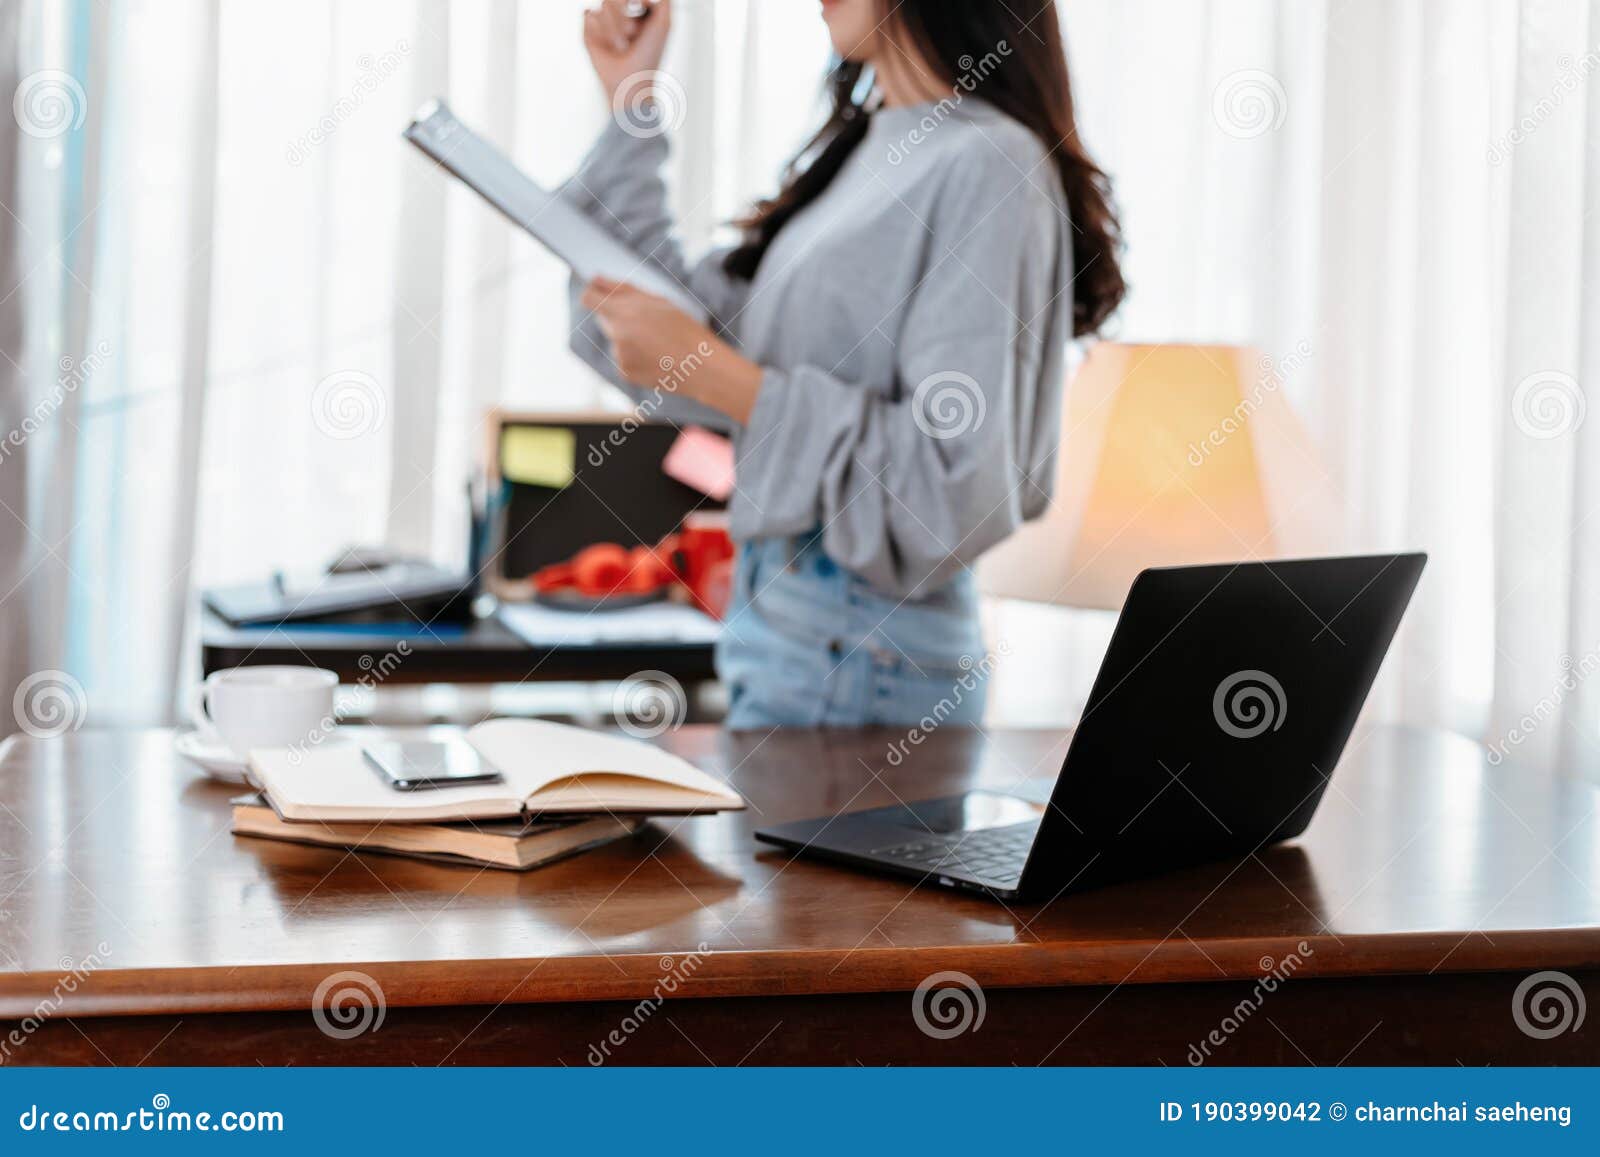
562;98;1074;600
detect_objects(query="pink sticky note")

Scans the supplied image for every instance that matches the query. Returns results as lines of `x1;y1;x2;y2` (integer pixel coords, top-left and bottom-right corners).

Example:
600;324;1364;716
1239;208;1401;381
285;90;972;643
662;426;736;501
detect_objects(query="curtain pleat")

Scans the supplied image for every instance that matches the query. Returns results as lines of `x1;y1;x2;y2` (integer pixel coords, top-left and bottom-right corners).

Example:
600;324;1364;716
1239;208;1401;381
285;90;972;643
37;0;106;681
385;0;451;557
162;0;222;720
0;0;27;736
1490;0;1595;769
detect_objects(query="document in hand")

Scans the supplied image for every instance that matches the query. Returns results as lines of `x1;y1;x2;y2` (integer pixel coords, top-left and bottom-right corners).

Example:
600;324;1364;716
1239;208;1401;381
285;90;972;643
248;718;745;823
403;99;706;320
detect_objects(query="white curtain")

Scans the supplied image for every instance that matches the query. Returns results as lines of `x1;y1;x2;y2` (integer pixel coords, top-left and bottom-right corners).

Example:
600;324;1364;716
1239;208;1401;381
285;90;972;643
0;0;25;725
0;0;830;730
3;0;1597;777
992;0;1600;782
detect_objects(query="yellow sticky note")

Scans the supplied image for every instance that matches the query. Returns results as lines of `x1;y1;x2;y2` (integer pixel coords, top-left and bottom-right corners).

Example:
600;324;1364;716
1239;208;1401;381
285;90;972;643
501;426;576;489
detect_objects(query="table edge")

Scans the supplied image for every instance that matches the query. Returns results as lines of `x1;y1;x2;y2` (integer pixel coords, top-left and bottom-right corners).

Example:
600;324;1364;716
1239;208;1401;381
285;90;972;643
6;929;1599;1020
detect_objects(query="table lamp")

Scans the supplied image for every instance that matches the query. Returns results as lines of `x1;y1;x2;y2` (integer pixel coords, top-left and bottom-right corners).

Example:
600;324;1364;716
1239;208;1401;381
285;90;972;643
980;342;1341;610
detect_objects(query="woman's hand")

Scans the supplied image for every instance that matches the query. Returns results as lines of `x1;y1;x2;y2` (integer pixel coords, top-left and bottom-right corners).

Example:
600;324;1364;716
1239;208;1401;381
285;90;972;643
581;276;763;425
583;0;672;109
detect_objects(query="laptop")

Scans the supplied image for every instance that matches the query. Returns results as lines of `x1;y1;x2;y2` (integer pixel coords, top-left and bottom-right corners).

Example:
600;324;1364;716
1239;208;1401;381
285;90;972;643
754;553;1426;901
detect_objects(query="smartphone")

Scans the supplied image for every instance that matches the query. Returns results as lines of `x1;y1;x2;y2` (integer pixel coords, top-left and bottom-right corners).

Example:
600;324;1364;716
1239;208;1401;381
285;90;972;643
362;739;504;791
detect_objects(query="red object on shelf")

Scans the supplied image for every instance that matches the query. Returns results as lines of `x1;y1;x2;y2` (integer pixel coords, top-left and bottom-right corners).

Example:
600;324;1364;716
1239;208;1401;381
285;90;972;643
571;543;633;596
532;562;575;594
676;519;736;618
531;541;680;600
527;519;736;616
626;545;677;592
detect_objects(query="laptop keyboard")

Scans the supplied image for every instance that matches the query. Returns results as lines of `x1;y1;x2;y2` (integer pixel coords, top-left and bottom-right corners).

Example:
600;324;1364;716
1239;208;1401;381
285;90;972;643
871;820;1037;887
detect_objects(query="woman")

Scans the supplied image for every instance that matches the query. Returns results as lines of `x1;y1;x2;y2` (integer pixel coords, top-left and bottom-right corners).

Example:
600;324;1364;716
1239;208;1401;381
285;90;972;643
565;0;1124;729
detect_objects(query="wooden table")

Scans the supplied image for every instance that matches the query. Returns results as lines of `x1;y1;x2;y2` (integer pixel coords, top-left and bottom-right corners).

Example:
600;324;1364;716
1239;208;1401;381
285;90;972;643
1;725;1596;1065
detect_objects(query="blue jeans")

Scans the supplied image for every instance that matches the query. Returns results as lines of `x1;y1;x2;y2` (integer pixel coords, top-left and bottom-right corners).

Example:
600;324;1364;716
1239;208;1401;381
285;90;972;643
715;531;989;729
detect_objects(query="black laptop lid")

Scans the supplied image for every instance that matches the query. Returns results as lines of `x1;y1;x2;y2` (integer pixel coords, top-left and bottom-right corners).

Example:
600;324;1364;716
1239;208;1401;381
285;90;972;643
1020;553;1426;895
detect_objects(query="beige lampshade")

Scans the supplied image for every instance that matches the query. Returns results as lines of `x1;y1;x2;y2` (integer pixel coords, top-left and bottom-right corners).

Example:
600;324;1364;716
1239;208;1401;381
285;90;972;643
980;342;1342;610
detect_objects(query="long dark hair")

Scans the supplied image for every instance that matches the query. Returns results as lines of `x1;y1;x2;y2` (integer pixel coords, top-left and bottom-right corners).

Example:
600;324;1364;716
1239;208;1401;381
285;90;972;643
723;0;1125;337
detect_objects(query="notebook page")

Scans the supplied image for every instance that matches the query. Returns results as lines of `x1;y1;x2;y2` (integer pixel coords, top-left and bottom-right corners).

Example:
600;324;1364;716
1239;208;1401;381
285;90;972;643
465;718;741;807
248;744;535;823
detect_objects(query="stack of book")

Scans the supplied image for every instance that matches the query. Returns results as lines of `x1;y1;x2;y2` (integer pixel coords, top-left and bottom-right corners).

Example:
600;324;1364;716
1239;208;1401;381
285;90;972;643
231;718;744;872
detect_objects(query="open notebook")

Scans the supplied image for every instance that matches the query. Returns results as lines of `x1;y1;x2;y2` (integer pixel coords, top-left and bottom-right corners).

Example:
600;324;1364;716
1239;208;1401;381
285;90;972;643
248;718;743;823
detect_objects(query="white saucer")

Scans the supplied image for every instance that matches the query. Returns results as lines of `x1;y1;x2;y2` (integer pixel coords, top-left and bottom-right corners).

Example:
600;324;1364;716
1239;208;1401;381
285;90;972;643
174;730;252;785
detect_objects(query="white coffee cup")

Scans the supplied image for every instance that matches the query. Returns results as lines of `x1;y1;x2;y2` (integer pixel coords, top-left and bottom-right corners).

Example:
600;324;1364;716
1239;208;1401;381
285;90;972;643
187;666;338;757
